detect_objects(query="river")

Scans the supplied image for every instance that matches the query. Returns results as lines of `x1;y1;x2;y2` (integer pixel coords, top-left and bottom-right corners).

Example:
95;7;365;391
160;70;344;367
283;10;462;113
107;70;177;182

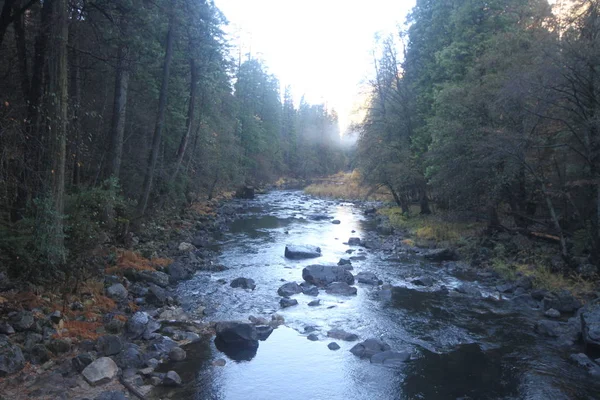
151;190;600;400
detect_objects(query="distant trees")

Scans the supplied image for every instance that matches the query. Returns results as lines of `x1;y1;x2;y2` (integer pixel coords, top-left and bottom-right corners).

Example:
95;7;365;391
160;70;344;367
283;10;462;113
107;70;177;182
0;0;345;274
358;0;600;264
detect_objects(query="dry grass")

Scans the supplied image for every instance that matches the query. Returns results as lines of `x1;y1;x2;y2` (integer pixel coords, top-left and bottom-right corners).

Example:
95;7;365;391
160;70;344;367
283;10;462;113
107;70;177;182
304;171;392;201
105;249;171;275
58;320;102;341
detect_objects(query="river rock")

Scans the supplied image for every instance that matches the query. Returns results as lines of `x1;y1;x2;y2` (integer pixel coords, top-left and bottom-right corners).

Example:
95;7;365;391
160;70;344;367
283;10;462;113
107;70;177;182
511;294;541;309
496;283;515;293
280;298;298;308
543;291;582;313
424;248;459;262
545;308;561;318
412;276;434;287
356;272;381;285
139;270;170;287
350;338;391;359
72;353;94;372
82;357;118;386
326;282;357;296
302;286;319;296
256;325;274;341
284;245;322;259
307;334;319;341
581;301;600;351
570;353;600;377
106;283;128;301
516;276;533;290
278;282;302;297
115;343;145;369
338;258;352;267
308;299;321;307
348;237;362;246
28;344;51;364
302;265;354;286
328;342;340;350
168;261;193;283
97;335;123;356
0;335;24;376
0;323;15;335
327;328;358;341
230;277;256;290
10;311;34;331
126;311;149;339
162;370;182;386
455;283;481;297
215;322;258;344
169;346;187;361
534;320;561;337
235;186;255;199
309;214;332;221
178;242;194;252
94;391;128;400
331;220;341;224
146;283;168;306
370;350;411;365
47;338;71;354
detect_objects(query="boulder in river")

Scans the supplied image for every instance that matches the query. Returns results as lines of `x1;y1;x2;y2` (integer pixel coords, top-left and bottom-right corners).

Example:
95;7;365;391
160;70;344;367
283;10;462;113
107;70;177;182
534;320;562;337
309;214;332;221
581;300;600;351
542;291;582;313
356;272;382;285
326;282;357;296
348;237;362;246
280;298;298;308
350;338;391;359
277;282;302;297
235;186;255;199
284;245;322;259
230;277;256;290
327;329;358;341
302;265;354;286
455;283;481;297
328;342;340;350
370;350;410;366
256;325;274;341
412;276;434;287
302;286;319;296
424;248;459;262
215;322;259;361
570;353;600;377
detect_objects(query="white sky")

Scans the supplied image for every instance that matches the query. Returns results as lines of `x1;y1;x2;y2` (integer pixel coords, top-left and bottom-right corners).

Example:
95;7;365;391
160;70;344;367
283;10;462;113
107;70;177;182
215;0;416;132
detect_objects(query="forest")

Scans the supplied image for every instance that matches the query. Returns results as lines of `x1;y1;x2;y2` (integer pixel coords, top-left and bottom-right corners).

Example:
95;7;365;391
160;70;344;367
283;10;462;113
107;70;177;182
0;0;345;278
357;0;600;268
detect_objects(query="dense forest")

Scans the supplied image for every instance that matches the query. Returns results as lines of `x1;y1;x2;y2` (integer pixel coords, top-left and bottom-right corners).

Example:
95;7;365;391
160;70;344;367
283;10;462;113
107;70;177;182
0;0;344;276
358;0;600;266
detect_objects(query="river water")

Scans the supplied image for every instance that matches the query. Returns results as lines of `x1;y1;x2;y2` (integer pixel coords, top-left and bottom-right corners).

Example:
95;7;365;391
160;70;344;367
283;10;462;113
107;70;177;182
153;190;600;400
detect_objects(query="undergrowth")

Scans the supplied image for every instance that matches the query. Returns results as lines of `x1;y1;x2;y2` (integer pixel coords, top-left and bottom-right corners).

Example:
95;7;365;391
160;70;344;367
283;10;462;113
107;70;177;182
304;171;392;201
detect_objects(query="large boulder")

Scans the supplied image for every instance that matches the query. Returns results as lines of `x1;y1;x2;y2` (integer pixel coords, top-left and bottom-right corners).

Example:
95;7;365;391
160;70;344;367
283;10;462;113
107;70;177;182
168;261;193;283
581;301;600;351
542;291;582;313
356;272;381;285
302;265;354;287
10;311;35;332
347;237;362;246
106;284;128;301
235;186;255;199
327;329;358;341
370;350;410;366
215;322;258;344
0;334;25;376
126;312;149;339
230;277;256;290
97;335;123;356
350;338;391;359
455;283;481;297
82;357;118;386
424;248;459;262
146;283;168;306
280;298;298;308
278;282;302;297
326;282;357;296
284;245;322;259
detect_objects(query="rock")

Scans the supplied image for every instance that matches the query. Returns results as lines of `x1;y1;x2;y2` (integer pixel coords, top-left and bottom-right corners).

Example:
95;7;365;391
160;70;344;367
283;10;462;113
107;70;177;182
577;264;598;279
115;343;145;369
49;310;62;324
162;370;182;386
412;277;434;287
455;284;481;297
24;332;42;349
235;186;255;199
302;286;319;296
215;322;258;344
356;272;381;285
106;284;128;301
545;308;561;318
543;291;582;313
143;318;161;340
0;335;25;376
159;307;188;321
331;220;341;224
167;261;192;283
126;312;149;339
327;329;358;341
0;323;15;335
139;270;170;288
28;344;51;364
284;244;322;259
280;298;298;308
535;320;561;337
277;282;302;297
82;357;118;386
424;248;459;262
72;353;94;373
511;294;540;309
146;283;168;306
230;277;256;290
349;255;366;261
581;301;600;351
302;265;354;286
47;338;71;354
364;207;377;215
516;276;533;290
531;289;547;301
376;223;394;235
370;350;410;365
328;342;340;350
570;353;600;377
307;334;319;341
309;214;332;221
213;358;226;367
337;258;352;266
178;242;194;252
10;311;35;331
94;391;128;400
348;237;362;246
256;325;274;341
496;283;515;293
169;347;186;361
326;282;357;296
350;338;391;359
308;299;321;307
97;335;123;356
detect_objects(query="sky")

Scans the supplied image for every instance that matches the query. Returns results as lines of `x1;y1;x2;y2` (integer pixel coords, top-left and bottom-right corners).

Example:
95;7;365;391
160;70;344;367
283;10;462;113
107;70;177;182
214;0;417;133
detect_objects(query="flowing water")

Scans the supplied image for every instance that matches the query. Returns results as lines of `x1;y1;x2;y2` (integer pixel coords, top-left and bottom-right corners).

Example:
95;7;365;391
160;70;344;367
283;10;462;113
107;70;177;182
152;190;600;400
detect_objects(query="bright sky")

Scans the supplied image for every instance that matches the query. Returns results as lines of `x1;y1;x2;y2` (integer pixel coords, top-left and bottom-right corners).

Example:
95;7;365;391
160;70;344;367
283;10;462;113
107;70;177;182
215;0;416;133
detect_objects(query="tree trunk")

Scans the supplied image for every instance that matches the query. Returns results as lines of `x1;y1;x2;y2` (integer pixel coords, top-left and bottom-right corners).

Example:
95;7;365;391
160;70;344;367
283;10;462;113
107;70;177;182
69;15;81;186
541;184;569;261
419;184;431;215
107;42;130;179
0;0;16;49
138;5;175;216
13;0;29;101
37;0;68;265
172;57;197;181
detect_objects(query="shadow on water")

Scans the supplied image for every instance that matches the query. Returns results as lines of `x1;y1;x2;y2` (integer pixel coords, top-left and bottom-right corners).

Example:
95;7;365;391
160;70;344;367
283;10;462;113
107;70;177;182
214;337;258;362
